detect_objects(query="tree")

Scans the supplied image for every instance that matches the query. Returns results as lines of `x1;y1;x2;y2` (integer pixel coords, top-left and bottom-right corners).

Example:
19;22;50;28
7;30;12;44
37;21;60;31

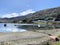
12;20;18;23
22;19;27;23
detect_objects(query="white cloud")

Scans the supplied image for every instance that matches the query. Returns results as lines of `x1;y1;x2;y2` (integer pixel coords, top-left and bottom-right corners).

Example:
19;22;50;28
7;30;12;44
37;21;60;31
1;13;19;18
1;9;35;18
20;9;35;16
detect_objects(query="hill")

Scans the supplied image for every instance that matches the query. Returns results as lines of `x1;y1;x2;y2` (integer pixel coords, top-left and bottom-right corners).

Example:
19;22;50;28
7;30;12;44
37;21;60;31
0;7;60;23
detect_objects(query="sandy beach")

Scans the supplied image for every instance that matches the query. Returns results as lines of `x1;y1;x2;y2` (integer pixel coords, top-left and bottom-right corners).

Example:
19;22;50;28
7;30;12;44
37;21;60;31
0;29;60;45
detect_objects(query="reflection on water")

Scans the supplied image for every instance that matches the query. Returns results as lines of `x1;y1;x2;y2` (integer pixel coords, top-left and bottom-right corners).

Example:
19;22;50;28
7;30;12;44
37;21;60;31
0;23;60;32
17;24;60;30
0;23;26;32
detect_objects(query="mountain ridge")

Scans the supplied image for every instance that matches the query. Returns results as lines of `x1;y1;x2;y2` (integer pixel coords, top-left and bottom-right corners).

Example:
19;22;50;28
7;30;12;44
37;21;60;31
0;6;60;23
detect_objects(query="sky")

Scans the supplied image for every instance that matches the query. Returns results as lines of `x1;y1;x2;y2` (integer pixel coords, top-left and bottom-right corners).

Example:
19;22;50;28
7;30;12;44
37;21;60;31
0;0;60;18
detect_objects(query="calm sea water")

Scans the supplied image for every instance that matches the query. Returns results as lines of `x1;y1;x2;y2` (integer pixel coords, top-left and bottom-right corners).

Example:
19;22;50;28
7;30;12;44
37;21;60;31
0;23;40;32
0;23;27;32
1;23;59;32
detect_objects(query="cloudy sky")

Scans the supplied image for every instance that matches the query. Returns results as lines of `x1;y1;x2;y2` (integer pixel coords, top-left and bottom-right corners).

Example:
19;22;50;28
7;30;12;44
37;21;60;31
0;0;60;18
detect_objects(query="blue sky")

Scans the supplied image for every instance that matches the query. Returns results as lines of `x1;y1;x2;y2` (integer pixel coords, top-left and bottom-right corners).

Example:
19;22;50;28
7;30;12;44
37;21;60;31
0;0;60;18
